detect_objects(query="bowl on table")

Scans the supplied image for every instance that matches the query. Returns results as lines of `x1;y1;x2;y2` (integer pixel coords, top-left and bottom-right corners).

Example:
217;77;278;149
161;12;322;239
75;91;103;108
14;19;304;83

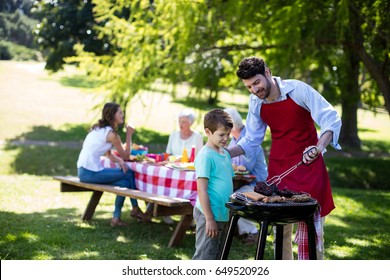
131;149;148;156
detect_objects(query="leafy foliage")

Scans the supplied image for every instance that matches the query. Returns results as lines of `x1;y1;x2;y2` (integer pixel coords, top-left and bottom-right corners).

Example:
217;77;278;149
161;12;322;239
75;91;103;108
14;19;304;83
0;40;39;60
33;0;390;148
32;0;111;71
0;0;39;60
33;0;389;107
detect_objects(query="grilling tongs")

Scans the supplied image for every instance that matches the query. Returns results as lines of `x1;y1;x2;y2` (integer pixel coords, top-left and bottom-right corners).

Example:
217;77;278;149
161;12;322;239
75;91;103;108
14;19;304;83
265;146;319;186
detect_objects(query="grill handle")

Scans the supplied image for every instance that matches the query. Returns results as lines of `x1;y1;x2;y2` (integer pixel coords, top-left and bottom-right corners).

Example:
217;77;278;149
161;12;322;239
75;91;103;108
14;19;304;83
225;202;248;212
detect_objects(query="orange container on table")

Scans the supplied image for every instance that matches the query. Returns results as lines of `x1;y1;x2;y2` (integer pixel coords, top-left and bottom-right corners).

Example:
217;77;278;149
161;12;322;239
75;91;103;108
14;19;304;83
181;148;189;163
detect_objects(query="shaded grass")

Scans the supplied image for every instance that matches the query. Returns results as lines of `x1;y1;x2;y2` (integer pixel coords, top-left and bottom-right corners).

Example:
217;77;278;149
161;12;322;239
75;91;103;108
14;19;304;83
3;145;80;176
13;124;89;142
325;188;390;260
0;175;267;260
7;124;170;147
0;174;388;260
59;74;102;89
325;157;390;190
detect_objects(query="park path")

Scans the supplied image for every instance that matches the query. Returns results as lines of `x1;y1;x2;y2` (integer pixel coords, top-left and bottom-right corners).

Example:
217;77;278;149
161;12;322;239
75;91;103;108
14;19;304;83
0;139;167;153
0;139;82;149
1;139;388;159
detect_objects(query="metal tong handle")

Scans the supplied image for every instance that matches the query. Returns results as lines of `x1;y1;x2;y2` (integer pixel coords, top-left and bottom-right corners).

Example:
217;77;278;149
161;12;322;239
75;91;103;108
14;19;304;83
266;161;302;186
265;146;318;186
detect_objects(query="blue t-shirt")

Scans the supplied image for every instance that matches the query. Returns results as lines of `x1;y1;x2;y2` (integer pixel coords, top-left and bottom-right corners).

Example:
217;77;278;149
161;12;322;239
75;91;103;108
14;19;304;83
194;146;234;222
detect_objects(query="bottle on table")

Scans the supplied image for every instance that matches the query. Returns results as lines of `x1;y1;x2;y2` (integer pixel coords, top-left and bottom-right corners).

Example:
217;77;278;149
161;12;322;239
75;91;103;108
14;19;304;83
189;145;196;162
181;147;189;163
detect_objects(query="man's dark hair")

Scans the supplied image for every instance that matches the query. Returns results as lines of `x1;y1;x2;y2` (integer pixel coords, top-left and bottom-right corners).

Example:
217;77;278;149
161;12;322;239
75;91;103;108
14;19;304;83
204;109;233;133
236;56;267;79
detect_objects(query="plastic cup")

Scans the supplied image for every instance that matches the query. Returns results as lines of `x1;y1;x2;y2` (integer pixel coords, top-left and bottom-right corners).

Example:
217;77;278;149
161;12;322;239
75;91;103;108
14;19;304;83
155;154;163;163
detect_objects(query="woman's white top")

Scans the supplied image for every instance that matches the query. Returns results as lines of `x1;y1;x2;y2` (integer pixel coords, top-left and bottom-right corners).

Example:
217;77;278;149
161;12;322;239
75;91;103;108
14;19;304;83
77;126;113;171
166;130;204;157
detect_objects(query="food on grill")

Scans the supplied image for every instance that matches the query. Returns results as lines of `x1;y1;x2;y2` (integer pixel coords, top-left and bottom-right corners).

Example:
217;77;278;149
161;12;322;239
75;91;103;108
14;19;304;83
235;191;312;204
276;188;303;198
288;194;312;202
263;195;286;203
240;182;313;204
242;192;266;201
254;181;278;196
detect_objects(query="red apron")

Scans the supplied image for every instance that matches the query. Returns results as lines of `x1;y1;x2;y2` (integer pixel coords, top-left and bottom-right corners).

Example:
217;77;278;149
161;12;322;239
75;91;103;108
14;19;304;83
261;96;335;216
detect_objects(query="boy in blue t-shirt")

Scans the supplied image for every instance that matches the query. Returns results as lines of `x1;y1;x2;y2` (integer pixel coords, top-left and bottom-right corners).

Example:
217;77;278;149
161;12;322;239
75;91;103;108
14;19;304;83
192;109;235;260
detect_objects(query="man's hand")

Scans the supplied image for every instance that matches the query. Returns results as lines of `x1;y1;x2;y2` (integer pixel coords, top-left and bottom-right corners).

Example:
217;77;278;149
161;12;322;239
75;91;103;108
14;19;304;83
302;145;320;165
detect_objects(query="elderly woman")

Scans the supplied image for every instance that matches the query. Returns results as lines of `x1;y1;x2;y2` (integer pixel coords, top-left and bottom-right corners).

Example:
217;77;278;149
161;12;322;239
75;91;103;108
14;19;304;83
166;108;204;157
149;109;203;224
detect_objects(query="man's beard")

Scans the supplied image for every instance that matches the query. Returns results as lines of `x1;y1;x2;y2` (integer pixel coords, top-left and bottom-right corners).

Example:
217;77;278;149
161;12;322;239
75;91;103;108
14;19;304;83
257;76;272;100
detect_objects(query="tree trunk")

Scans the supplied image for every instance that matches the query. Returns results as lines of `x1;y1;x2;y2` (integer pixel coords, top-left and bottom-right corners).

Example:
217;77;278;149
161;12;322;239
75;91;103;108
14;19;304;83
340;99;361;149
339;31;362;148
348;0;390;114
353;43;390;115
207;90;219;105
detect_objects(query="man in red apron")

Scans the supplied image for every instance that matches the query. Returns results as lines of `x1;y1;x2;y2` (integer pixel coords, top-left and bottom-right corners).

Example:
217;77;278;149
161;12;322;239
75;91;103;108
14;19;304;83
229;56;342;260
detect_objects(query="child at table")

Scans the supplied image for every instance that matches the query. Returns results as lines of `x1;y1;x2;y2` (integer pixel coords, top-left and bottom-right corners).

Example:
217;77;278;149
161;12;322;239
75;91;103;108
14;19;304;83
192;109;235;260
77;102;149;226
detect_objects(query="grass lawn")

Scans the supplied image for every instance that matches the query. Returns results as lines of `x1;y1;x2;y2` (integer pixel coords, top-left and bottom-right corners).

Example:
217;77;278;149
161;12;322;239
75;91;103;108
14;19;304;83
0;61;389;260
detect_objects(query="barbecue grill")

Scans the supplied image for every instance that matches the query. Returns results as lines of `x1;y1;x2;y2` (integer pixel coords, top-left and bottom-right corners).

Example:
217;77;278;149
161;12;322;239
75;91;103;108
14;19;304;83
220;193;319;260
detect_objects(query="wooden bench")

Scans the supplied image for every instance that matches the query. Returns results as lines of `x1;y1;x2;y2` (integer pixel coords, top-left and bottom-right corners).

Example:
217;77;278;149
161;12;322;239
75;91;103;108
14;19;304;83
53;176;194;247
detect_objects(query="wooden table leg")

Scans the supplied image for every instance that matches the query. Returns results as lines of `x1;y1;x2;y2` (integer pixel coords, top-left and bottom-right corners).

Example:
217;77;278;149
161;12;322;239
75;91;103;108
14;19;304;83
168;214;193;247
82;190;103;221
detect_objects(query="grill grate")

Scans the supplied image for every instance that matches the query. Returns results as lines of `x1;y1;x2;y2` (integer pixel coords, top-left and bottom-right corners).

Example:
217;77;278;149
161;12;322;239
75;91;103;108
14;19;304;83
231;192;317;207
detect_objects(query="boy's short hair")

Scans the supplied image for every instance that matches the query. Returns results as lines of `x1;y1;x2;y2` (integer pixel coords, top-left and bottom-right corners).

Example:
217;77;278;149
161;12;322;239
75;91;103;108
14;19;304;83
204;109;233;133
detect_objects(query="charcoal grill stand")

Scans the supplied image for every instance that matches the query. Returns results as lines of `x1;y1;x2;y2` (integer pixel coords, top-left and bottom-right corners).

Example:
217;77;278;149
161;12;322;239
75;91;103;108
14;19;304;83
220;202;318;260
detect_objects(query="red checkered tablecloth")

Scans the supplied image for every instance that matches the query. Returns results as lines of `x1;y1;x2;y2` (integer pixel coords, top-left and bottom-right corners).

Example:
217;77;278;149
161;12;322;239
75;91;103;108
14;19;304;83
101;157;198;206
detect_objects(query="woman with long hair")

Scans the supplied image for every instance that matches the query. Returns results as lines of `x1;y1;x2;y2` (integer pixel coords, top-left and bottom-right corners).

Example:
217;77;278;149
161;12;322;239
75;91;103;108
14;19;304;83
77;102;149;226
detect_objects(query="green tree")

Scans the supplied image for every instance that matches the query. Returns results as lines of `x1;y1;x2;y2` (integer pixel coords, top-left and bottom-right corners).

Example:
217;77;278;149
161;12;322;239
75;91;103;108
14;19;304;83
0;0;38;48
35;0;389;149
32;0;110;71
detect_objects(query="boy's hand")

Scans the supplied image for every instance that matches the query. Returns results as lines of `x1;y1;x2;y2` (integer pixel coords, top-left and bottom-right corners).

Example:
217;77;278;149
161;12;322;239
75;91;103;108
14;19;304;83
206;219;219;238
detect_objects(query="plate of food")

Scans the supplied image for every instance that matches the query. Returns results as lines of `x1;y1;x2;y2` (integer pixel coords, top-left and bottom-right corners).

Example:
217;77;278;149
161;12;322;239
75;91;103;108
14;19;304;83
234;170;250;175
166;162;195;171
130;143;148;155
232;164;249;175
233;174;257;191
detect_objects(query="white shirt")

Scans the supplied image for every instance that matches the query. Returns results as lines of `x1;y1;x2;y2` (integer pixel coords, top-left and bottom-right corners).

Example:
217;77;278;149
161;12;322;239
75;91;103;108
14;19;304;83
166;130;204;157
77;126;113;171
238;77;342;155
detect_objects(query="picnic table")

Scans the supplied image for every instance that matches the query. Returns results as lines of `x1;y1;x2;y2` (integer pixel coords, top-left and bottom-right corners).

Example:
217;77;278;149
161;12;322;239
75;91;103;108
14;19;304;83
54;158;197;247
